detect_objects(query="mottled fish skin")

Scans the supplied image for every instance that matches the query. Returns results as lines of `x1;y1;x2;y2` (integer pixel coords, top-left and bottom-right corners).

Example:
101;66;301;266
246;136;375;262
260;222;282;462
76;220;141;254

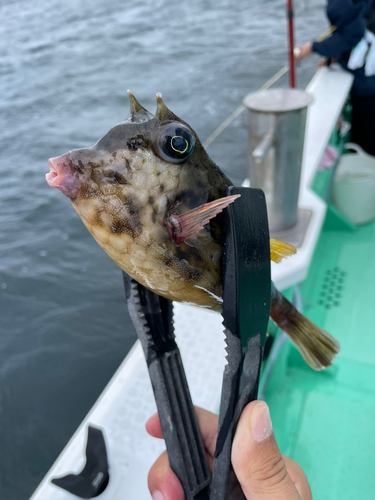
48;95;231;309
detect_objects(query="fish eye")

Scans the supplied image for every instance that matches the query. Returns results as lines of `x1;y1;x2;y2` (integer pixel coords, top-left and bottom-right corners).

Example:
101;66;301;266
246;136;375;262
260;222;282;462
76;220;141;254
153;123;195;164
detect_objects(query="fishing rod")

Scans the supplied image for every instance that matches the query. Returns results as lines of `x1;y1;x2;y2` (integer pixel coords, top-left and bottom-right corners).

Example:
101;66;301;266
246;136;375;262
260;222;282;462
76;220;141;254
287;0;296;88
203;66;289;149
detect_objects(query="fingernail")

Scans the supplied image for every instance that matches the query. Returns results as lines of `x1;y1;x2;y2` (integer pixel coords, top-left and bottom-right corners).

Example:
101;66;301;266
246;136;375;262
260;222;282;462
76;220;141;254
250;401;273;442
152;491;165;500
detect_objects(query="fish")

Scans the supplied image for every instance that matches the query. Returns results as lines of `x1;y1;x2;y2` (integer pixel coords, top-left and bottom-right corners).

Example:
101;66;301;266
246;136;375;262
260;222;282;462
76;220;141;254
46;91;340;370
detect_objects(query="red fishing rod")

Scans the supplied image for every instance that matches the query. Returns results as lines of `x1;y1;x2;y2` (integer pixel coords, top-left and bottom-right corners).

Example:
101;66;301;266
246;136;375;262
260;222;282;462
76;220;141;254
287;0;296;88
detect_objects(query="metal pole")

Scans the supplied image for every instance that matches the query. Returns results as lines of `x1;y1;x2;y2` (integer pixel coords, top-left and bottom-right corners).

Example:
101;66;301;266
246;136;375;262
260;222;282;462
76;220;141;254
287;0;296;88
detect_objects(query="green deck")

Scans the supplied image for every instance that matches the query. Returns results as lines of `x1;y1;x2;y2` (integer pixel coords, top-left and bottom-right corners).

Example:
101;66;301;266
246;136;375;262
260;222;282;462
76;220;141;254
264;214;375;498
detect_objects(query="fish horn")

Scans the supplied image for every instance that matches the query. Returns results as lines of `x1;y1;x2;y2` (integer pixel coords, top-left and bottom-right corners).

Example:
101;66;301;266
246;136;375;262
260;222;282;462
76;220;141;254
155;92;179;122
127;90;154;123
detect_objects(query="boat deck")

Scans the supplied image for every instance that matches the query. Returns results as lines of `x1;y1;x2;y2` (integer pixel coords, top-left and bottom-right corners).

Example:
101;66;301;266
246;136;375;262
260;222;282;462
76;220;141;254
265;217;375;499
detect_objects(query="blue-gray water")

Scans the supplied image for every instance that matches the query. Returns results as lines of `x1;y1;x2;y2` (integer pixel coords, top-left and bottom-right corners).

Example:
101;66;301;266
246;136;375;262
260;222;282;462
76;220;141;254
1;0;326;497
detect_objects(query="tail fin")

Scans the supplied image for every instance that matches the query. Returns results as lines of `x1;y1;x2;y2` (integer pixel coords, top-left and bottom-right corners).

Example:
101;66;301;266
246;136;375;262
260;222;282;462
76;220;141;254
270;284;340;370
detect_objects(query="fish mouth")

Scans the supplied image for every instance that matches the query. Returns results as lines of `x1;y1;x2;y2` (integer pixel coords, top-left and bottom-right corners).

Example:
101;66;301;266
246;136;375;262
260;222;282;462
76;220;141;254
46;160;59;183
46;155;82;199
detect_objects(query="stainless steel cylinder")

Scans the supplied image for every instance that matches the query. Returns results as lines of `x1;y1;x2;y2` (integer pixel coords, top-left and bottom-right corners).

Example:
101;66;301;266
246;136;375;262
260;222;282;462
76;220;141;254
243;88;313;232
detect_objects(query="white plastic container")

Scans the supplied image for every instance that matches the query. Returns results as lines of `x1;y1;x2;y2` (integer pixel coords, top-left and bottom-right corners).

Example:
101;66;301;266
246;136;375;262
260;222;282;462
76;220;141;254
332;143;375;225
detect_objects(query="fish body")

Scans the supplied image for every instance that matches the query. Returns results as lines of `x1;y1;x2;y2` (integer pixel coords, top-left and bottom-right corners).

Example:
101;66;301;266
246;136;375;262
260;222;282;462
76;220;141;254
47;93;234;308
46;92;339;369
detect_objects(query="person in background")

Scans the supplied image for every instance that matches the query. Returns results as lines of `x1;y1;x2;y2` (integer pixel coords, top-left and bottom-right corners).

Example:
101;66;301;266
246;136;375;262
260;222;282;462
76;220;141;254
146;401;312;500
296;0;375;156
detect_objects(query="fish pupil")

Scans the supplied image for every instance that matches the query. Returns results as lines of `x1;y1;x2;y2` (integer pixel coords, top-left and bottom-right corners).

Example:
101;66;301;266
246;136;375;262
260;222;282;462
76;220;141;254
171;135;188;153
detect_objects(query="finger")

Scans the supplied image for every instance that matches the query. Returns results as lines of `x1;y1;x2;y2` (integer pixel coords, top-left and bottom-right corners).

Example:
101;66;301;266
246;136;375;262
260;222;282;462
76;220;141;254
146;406;219;457
148;450;184;500
146;412;163;438
284;456;313;500
232;401;302;500
294;47;302;60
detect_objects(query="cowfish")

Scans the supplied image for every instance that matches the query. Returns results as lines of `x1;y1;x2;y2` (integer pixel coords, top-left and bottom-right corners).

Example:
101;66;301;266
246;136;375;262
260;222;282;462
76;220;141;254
46;91;340;370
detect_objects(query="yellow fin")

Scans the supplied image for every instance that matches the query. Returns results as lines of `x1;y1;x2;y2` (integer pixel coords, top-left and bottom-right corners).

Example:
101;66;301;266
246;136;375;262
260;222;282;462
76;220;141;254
270;238;296;263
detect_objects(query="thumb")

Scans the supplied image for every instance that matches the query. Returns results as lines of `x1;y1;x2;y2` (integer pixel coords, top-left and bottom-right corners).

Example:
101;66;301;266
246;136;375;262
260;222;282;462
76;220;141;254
232;401;302;500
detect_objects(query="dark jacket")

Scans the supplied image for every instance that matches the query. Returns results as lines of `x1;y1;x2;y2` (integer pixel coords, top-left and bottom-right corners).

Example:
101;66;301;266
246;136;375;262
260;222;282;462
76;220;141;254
312;0;375;96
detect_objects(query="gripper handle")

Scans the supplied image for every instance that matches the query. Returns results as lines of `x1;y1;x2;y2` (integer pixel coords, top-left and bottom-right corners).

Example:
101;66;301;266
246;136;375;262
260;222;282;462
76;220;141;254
148;349;211;500
123;274;210;500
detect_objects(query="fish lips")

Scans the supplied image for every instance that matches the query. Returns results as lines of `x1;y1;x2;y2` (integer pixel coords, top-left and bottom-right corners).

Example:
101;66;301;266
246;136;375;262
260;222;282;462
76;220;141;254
46;154;83;199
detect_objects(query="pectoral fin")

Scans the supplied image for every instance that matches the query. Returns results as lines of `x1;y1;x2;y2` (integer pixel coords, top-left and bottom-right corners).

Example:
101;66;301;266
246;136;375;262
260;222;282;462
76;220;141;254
167;197;297;263
167;194;241;244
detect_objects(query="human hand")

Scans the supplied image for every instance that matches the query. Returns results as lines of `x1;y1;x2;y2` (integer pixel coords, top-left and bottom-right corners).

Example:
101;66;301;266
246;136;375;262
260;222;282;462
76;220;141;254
317;57;329;68
146;401;312;500
295;42;313;60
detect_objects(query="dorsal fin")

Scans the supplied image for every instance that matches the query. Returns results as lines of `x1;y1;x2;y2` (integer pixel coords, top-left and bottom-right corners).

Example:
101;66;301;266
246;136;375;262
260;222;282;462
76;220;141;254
270;238;296;263
127;90;154;123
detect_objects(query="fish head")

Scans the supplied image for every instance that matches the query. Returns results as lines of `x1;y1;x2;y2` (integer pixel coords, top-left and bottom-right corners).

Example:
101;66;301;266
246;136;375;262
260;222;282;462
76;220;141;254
46;92;228;236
